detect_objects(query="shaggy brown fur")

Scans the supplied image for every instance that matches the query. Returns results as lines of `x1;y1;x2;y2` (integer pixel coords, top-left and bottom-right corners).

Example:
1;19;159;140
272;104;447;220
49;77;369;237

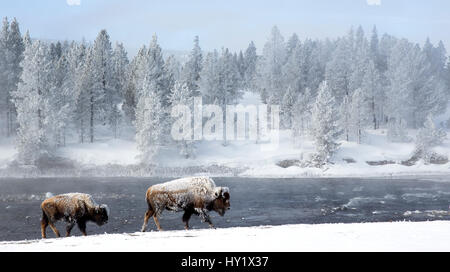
141;177;230;231
40;193;109;238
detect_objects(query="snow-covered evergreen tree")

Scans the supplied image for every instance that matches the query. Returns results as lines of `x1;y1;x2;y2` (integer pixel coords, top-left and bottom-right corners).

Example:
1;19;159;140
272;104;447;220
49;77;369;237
13;41;52;164
135;75;165;164
281;85;296;128
170;81;196;158
110;42;129;137
243;41;257;90
325;35;352;103
292;87;313;143
200;50;220;104
256;26;286;104
181;36;202;96
309;81;342;166
0;17;24;137
414;115;447;163
350;88;371;144
339;94;351;142
361;59;383;129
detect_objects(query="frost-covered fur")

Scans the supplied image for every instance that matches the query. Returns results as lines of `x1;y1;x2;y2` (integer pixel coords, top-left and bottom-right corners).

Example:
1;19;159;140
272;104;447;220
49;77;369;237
141;177;230;231
40;193;109;238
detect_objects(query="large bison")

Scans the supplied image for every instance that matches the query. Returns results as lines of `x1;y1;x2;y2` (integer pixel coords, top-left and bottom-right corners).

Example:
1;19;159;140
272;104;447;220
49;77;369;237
141;177;230;231
40;193;109;238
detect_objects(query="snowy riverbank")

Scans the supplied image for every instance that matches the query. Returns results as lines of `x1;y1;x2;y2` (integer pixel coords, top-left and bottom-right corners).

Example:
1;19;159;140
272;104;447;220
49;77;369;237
1;128;450;178
2;221;450;252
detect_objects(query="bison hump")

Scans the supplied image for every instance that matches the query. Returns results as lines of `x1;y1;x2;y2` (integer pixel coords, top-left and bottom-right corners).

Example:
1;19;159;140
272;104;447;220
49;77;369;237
155;177;217;196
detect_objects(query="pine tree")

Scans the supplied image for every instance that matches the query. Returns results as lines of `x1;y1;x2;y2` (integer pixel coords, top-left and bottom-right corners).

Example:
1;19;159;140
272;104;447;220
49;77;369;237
292;88;313;143
350;88;370;144
0;17;24;137
13;41;53;164
243;41;257;90
135;75;164;164
361;60;383;129
48;49;72;147
325;36;352;102
200;50;220;104
414;115;447;163
170;81;196;158
309;81;342;166
110;42;129;137
339;94;351;142
123;45;148;122
181;36;202;96
281;85;296;128
256;26;285;104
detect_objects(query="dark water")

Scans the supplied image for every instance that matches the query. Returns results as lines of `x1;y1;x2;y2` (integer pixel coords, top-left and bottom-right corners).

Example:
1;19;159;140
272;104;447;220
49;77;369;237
0;177;449;241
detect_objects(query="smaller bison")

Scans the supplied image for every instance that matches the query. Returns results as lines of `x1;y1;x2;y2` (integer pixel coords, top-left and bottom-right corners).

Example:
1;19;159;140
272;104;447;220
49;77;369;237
40;193;109;238
141;177;230;231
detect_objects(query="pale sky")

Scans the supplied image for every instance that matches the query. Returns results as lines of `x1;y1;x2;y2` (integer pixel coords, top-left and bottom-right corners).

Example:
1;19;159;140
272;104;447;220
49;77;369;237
1;0;449;55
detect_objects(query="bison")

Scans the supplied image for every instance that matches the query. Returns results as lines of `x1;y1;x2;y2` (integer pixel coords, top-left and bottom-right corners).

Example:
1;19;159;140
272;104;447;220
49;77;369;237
40;193;109;238
141;177;230;231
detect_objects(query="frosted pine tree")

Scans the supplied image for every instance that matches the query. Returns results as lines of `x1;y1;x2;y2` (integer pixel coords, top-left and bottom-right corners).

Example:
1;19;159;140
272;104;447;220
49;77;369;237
135;76;164;164
219;48;242;105
170;81;196;158
91;30;116;140
292;88;313;145
13;41;52;164
243;41;257;90
414;115;447;163
0;18;8;136
110;42;129;137
47;51;72;147
0;17;24;137
200;50;220;104
309;81;342;167
123;45;148;122
361;60;383;129
339;95;351;142
181;36;202;96
256;26;285;104
325;31;353;103
281;85;296;129
350;88;371;144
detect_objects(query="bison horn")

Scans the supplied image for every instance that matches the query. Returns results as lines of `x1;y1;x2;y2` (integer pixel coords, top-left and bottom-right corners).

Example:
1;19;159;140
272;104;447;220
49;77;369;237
101;204;110;216
221;187;230;197
214;187;222;197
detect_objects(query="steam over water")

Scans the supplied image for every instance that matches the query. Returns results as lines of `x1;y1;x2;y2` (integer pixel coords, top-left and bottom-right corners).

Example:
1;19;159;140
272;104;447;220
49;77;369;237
0;177;449;241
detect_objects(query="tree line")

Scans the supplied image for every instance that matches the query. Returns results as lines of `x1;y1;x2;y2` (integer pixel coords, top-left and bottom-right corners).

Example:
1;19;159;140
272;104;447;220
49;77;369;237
0;18;449;166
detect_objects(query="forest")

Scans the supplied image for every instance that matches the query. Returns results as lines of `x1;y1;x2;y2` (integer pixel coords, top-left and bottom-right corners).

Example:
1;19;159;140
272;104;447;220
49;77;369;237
0;17;449;168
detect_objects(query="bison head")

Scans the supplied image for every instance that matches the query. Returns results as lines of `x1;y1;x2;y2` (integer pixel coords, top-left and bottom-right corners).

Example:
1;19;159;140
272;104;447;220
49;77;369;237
212;187;230;216
93;204;109;226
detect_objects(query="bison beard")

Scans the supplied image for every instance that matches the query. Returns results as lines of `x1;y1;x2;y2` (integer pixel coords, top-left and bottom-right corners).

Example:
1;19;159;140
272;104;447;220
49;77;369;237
141;177;230;231
40;193;109;238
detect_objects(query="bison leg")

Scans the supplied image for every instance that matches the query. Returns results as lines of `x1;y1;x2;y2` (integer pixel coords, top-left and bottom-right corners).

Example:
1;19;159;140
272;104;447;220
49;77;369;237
196;208;215;229
77;220;87;236
48;220;61;238
141;209;154;232
153;215;163;231
40;211;49;239
66;222;75;237
182;210;194;230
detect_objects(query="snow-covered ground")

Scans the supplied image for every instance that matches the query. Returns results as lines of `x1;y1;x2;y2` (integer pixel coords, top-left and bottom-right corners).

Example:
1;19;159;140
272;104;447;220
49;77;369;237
2;221;450;252
1;92;449;178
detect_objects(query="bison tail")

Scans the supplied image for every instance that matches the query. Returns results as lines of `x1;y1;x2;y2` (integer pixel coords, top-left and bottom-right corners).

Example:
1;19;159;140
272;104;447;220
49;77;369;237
41;209;48;222
45;192;54;199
